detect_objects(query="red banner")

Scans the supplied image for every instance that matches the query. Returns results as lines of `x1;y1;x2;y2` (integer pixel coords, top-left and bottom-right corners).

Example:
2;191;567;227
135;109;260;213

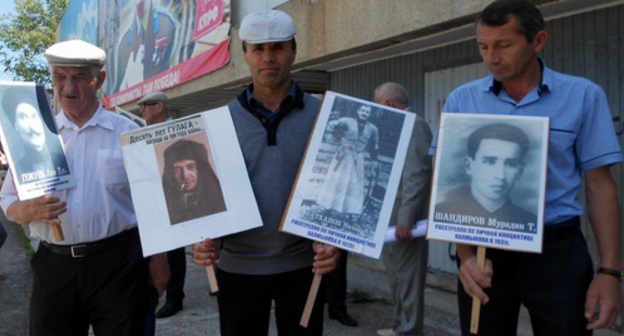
102;38;230;108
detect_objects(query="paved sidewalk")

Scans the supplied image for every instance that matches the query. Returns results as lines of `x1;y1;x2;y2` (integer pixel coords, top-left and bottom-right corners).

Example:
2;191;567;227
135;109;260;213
0;218;31;336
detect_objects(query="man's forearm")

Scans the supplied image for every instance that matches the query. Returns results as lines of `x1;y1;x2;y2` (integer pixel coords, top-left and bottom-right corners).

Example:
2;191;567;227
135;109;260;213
586;167;622;269
7;201;33;225
456;243;476;262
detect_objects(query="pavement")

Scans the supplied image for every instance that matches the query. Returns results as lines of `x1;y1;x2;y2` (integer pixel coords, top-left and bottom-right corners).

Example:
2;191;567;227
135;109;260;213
0;211;622;335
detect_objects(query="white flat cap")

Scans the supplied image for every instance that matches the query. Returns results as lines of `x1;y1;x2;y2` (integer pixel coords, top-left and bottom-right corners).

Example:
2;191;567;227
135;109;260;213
239;10;296;44
45;40;106;68
138;91;168;105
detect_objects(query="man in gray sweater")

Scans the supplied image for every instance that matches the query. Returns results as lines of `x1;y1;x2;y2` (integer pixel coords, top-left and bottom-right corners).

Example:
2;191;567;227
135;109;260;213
192;9;340;336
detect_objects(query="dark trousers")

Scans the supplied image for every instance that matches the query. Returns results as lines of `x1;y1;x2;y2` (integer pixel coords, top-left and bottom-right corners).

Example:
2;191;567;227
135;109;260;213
325;251;348;315
30;232;147;336
457;224;593;336
142;285;159;336
165;246;186;304
217;267;325;336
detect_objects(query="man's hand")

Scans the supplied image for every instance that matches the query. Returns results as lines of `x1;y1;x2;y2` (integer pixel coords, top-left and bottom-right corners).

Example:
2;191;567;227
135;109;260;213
457;245;493;304
585;273;621;329
149;253;170;297
312;242;341;275
7;195;66;225
193;238;221;267
394;224;413;241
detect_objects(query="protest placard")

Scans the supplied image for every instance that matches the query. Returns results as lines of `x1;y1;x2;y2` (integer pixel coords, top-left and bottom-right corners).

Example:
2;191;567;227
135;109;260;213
281;91;415;326
120;107;262;257
427;113;549;253
0;82;75;200
427;113;549;332
281;91;415;259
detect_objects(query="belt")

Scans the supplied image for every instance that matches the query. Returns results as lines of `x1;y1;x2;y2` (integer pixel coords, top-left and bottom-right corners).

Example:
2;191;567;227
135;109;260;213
543;217;580;241
41;228;139;258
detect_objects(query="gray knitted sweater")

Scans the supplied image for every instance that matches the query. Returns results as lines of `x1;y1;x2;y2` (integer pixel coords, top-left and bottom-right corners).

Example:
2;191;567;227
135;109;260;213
219;85;321;275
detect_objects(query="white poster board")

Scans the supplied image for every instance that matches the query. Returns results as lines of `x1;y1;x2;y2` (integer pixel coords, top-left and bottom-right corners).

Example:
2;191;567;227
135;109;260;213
0;81;75;200
427;113;549;253
281;91;415;258
120;107;262;256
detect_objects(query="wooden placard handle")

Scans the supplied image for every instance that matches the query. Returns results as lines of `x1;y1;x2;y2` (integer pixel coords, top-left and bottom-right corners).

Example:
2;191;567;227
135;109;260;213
470;246;487;334
52;224;64;242
299;273;322;327
206;265;218;294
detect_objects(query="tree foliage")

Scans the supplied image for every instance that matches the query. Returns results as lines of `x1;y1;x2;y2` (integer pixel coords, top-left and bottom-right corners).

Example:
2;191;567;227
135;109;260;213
0;0;70;84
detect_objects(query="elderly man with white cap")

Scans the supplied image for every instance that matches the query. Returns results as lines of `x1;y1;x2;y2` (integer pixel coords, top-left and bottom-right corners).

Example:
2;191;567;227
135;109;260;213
193;9;340;336
0;39;159;335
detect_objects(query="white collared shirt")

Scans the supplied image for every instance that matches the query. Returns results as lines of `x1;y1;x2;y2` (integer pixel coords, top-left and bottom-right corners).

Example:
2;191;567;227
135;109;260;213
0;105;139;244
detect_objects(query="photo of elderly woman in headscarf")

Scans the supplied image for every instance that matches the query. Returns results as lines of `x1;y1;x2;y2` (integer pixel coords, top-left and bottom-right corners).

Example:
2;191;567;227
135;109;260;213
315;103;380;217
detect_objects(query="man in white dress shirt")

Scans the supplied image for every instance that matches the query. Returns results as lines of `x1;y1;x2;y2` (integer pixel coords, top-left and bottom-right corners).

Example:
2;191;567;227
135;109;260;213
0;39;164;336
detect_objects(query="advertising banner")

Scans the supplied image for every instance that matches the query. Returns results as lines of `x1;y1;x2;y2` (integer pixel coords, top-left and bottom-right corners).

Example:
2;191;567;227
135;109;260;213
71;0;233;107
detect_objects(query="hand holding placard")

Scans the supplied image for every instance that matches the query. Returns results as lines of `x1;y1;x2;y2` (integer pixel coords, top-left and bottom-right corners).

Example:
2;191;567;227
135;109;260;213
192;238;221;294
300;242;342;327
470;246;486;334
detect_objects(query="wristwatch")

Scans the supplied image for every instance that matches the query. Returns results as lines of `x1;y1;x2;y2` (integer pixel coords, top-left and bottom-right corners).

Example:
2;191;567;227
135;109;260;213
596;267;624;281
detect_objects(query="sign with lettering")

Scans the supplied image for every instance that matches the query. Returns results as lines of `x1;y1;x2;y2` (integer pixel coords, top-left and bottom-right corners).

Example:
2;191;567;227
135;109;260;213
120;108;262;256
0;81;75;200
427;113;549;253
193;0;224;41
280;91;415;258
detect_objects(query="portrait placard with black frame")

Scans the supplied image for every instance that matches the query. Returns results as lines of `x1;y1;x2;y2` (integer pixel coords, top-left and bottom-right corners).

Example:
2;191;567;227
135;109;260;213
120;108;262;257
0;81;75;200
280;91;415;259
427;113;549;253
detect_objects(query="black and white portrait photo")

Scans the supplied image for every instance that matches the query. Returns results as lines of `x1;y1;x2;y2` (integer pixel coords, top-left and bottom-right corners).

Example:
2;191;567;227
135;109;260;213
303;97;403;239
0;82;74;200
427;113;549;253
281;92;416;258
0;84;70;184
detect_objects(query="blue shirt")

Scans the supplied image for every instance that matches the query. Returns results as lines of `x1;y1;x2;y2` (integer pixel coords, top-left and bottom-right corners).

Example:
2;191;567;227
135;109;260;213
431;61;622;226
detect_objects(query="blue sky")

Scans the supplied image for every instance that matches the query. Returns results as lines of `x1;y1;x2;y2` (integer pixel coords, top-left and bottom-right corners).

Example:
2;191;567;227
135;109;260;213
0;2;16;81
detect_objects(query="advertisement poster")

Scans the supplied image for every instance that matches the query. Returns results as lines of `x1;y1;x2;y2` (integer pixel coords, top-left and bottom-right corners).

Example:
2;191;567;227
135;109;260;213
281;91;415;258
0;82;75;200
427;113;549;253
120;108;261;256
76;0;232;107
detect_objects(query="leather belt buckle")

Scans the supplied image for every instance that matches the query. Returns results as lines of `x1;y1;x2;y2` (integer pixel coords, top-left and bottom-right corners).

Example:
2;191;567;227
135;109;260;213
70;244;88;258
